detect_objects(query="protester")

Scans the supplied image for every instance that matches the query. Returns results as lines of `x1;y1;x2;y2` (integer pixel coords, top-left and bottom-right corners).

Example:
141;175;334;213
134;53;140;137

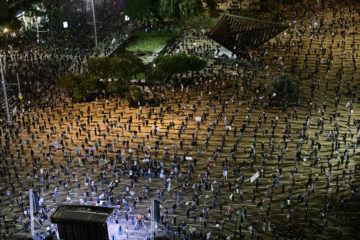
0;0;360;239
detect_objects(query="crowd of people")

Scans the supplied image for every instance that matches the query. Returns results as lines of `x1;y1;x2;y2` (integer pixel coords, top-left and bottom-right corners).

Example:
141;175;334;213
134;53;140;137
0;3;139;120
0;0;360;239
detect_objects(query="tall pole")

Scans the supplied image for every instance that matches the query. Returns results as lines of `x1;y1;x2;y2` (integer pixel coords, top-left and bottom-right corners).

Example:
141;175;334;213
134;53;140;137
151;199;155;240
0;58;11;123
36;17;40;42
16;73;21;93
16;73;23;102
279;0;282;19
91;0;98;49
29;189;35;238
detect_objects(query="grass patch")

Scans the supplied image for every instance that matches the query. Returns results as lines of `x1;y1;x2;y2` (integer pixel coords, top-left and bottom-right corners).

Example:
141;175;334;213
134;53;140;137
125;30;179;53
125;36;171;53
132;73;146;79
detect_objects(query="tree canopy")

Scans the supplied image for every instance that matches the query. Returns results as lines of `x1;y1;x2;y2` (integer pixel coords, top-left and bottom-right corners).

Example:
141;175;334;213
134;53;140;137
0;1;9;21
86;57;112;78
86;53;145;80
57;53;146;101
204;0;219;17
270;73;301;104
124;0;218;23
154;52;207;76
158;0;204;22
126;86;146;108
106;79;129;97
56;74;80;90
57;74;103;101
124;0;157;20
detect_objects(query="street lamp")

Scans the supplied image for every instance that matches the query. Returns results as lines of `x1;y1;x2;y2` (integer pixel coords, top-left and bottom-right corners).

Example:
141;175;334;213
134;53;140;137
278;0;282;19
0;58;11;123
91;0;98;48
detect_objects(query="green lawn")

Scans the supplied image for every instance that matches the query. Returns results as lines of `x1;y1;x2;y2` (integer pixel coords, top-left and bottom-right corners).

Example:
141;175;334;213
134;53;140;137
125;31;179;53
125;36;172;53
132;72;146;80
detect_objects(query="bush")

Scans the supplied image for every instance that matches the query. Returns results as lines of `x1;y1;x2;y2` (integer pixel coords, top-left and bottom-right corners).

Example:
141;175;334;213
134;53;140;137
106;80;129;97
188;55;207;72
86;54;145;80
126;86;146;108
152;53;207;82
56;74;79;90
79;75;103;93
86;57;112;78
73;87;87;101
146;69;166;84
114;53;147;80
270;73;301;104
57;74;103;101
58;53;146;102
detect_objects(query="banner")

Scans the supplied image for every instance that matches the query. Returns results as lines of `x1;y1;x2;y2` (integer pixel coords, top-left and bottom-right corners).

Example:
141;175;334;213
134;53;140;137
12;106;17;115
250;171;260;183
167;180;171;192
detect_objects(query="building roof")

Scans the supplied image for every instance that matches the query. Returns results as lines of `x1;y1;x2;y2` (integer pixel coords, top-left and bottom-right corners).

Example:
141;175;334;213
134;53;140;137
208;14;288;55
51;205;113;225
